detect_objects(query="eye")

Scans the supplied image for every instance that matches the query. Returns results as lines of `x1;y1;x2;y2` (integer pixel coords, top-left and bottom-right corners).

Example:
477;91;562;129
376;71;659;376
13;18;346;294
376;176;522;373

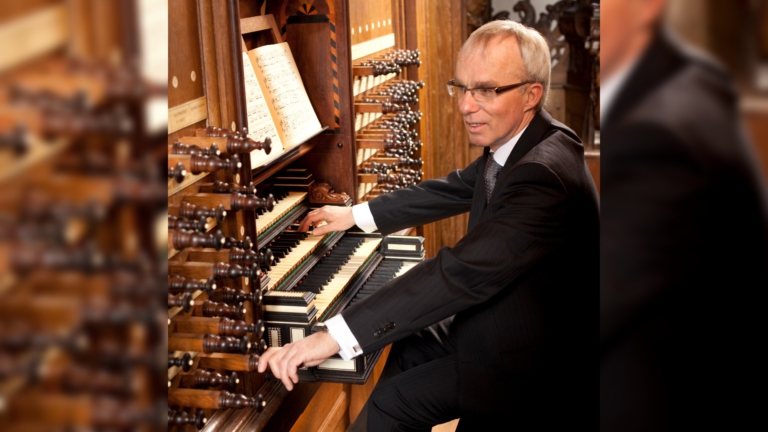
476;88;495;97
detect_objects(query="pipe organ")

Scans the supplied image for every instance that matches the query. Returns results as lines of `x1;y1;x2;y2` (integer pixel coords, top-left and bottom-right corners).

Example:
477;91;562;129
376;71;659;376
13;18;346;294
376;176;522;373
169;1;429;431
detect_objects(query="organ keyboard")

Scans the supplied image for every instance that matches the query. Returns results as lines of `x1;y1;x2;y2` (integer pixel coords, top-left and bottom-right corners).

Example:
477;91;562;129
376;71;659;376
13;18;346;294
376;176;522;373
264;232;330;291
263;230;424;384
255;191;307;236
302;237;383;317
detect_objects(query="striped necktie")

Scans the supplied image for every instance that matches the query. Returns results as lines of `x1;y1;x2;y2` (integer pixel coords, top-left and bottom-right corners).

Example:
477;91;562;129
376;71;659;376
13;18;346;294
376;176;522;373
484;155;503;204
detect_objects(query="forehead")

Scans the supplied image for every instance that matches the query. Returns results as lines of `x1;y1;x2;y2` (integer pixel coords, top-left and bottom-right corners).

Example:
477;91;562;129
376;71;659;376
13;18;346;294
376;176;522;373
456;35;525;84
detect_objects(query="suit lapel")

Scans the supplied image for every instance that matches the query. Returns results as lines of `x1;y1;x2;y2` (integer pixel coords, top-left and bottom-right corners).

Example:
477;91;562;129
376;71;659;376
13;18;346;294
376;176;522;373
468;110;554;229
504;109;552;171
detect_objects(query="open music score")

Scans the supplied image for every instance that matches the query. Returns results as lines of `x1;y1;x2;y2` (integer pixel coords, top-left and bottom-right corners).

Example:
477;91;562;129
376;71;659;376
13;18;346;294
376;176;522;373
242;43;324;169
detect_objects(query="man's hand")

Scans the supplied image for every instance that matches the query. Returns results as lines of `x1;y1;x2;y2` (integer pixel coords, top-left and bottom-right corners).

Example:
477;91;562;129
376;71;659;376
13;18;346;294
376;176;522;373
257;331;340;391
298;206;355;236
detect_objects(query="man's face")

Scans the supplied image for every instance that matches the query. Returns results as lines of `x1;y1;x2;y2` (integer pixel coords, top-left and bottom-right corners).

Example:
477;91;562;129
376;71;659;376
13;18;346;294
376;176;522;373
455;36;532;151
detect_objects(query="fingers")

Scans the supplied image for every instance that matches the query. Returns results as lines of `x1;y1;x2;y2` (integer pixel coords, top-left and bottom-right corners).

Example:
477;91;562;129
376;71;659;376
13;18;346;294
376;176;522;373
280;365;295;391
298;210;322;232
257;347;277;373
311;221;332;236
298;210;318;232
257;345;302;391
299;208;334;236
258;334;340;391
280;356;301;391
276;348;301;391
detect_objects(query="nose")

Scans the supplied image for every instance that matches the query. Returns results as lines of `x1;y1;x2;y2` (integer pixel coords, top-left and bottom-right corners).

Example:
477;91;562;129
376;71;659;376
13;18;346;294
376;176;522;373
458;90;479;115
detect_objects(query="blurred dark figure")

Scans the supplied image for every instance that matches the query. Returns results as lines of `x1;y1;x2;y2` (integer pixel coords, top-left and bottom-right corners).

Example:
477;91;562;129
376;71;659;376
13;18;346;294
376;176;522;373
601;0;768;430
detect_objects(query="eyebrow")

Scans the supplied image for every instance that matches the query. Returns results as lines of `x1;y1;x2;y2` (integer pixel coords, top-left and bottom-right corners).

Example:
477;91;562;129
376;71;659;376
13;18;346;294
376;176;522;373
452;79;499;88
471;80;499;88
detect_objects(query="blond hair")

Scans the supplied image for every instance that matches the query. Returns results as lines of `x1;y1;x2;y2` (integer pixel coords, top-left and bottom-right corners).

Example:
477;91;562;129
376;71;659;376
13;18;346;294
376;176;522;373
459;20;551;111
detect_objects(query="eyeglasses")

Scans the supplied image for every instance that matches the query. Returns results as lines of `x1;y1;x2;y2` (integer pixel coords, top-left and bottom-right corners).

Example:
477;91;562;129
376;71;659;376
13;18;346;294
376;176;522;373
446;79;534;103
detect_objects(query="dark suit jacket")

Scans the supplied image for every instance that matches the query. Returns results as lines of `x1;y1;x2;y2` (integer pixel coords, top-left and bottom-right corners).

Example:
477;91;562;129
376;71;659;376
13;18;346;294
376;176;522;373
601;28;768;431
341;110;600;426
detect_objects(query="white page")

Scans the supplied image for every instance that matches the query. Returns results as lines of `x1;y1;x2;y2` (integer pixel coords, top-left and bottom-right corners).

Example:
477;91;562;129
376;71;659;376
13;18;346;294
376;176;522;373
242;52;284;168
251;43;323;148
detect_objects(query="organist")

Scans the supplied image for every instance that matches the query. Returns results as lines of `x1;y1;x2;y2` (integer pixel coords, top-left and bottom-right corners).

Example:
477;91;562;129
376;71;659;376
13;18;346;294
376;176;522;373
259;20;599;431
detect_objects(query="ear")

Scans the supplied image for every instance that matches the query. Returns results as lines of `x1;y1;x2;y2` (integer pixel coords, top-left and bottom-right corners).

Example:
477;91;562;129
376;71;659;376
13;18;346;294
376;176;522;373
524;83;543;111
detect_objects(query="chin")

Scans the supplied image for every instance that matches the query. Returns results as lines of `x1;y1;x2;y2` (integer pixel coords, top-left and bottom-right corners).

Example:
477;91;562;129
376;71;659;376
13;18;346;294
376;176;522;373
466;136;490;148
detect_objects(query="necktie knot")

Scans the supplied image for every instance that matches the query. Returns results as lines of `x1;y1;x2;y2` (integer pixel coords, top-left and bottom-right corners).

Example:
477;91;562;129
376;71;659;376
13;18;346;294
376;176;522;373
485;156;503;203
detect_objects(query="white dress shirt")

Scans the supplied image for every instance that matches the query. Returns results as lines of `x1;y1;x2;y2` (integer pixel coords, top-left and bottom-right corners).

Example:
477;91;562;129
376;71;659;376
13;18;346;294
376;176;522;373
325;124;529;360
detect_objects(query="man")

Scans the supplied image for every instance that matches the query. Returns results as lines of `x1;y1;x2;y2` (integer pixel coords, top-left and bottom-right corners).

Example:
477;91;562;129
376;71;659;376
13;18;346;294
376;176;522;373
259;20;599;430
600;0;768;430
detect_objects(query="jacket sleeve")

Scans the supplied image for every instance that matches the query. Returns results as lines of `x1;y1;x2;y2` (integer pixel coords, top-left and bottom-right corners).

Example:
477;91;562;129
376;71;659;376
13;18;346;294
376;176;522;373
367;157;481;235
342;162;569;352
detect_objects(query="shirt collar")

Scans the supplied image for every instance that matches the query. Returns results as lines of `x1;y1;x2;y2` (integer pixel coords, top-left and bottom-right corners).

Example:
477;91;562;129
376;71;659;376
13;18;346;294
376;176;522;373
600;58;639;126
490;124;529;166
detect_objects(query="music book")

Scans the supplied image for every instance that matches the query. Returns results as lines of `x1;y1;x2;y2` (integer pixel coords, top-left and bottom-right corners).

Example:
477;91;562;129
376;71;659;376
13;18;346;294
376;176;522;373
242;42;323;168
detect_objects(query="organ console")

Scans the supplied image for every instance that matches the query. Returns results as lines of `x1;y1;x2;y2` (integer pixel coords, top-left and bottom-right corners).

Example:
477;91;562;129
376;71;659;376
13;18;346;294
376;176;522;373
168;1;429;430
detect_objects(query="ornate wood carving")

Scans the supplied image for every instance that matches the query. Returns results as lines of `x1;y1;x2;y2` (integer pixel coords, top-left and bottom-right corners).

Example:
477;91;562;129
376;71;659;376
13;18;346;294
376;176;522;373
467;0;491;35
309;182;351;205
504;0;576;67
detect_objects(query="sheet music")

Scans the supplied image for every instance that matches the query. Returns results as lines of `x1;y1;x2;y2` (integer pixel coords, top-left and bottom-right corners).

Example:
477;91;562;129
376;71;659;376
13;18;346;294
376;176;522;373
242;52;284;167
251;43;323;148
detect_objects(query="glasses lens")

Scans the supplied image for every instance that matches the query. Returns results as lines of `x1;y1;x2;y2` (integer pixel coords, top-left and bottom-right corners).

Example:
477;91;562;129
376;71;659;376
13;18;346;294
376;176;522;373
472;88;495;103
448;85;467;99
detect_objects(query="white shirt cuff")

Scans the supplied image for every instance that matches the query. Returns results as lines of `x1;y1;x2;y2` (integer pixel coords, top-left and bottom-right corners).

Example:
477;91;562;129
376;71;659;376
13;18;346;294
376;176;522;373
352;202;378;233
324;314;363;361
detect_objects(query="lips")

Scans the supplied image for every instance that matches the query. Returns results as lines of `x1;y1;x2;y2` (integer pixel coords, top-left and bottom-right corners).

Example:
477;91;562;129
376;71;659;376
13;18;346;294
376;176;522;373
465;121;486;133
